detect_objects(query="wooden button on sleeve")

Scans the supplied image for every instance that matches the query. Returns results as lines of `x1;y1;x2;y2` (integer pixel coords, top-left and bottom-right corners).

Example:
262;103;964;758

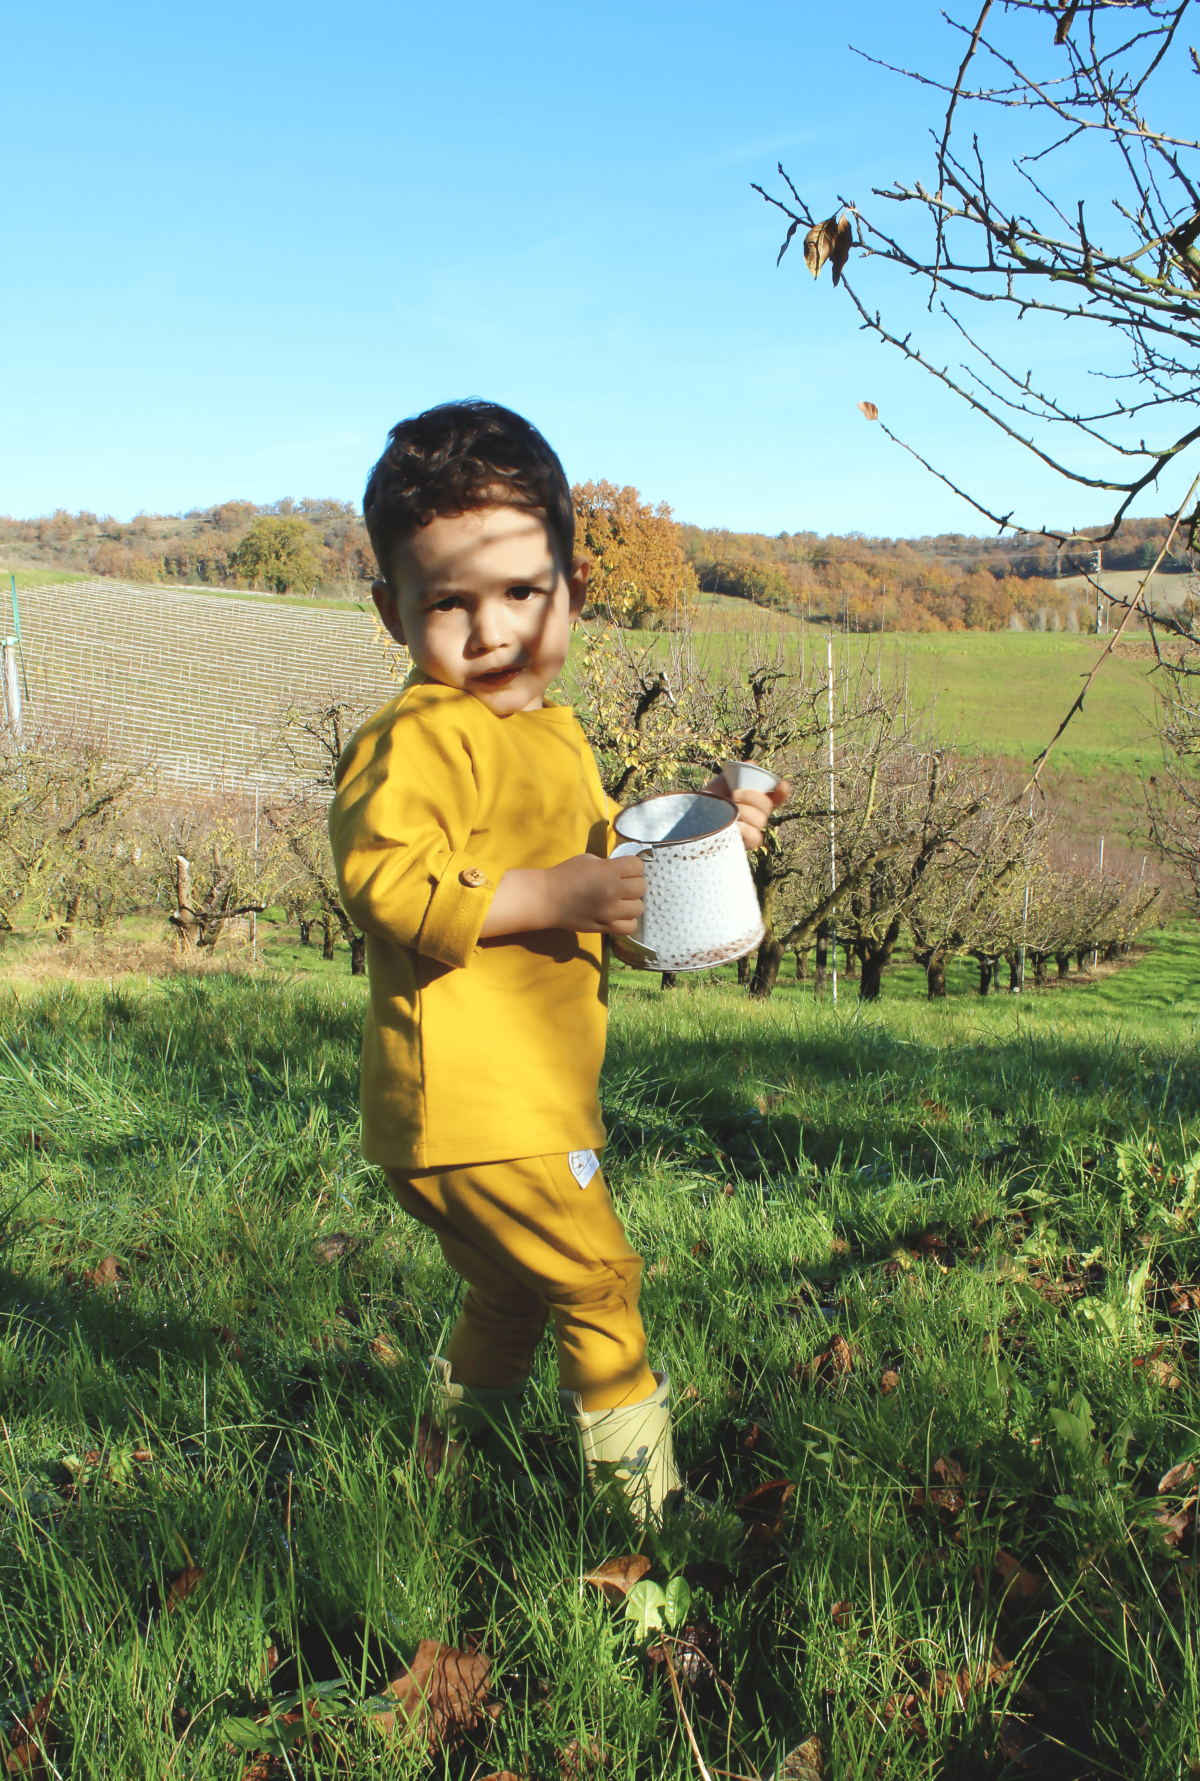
459;867;488;888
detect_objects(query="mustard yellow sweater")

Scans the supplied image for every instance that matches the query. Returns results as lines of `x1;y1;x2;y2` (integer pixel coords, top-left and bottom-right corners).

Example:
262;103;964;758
328;678;614;1169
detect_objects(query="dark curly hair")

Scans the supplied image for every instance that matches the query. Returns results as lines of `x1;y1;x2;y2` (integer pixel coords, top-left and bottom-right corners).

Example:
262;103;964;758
363;400;575;584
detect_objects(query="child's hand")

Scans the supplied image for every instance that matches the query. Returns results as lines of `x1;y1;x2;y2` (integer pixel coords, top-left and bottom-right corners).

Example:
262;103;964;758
704;773;791;851
545;853;647;935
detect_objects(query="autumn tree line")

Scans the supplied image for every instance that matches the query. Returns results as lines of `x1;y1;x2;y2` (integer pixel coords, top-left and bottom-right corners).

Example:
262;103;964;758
4;485;1190;633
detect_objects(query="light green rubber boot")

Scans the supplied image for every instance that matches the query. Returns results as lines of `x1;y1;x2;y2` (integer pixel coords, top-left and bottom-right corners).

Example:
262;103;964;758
430;1356;529;1479
560;1370;682;1525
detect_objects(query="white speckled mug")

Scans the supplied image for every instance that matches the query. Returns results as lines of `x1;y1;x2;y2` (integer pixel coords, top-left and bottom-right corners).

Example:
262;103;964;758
610;792;765;972
721;759;781;796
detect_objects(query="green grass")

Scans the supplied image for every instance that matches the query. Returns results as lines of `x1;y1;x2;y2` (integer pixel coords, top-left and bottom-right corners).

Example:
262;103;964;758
2;932;1199;1777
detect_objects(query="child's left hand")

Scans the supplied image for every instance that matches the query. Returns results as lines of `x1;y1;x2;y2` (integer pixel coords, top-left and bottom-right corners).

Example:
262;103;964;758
704;771;791;851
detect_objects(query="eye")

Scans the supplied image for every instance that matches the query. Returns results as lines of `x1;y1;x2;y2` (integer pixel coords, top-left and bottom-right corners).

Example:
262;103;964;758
429;594;462;613
506;584;542;602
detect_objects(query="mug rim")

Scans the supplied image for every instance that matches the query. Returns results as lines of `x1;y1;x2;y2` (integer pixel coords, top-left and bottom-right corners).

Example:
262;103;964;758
614;790;737;847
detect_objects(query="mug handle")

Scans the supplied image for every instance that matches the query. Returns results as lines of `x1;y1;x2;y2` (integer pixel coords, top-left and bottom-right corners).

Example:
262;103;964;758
611;841;654;861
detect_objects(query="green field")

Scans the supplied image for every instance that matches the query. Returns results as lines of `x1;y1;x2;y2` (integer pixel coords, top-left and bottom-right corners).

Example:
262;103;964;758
2;931;1199;1777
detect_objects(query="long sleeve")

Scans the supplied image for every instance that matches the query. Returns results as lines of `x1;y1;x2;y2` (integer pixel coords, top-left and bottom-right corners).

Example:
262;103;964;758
329;694;499;970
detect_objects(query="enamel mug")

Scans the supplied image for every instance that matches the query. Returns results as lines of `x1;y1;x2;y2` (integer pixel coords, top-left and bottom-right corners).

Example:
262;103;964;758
610;791;765;972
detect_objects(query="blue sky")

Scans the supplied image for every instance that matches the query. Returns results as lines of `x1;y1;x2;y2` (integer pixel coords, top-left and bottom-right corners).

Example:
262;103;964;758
2;1;1193;535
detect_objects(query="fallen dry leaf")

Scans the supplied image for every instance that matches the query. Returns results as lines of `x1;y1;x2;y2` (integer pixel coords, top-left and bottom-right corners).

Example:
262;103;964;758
737;1477;796;1543
210;1325;245;1361
1159;1459;1197;1494
3;1692;54;1774
782;1733;824;1778
919;1097;950;1123
991;1549;1046;1602
559;1738;607;1779
368;1333;403;1368
478;1773;526;1781
1133;1343;1181;1390
312;1231;358;1264
165;1566;205;1615
582;1554;651;1602
800;1333;858;1387
374;1640;496;1750
83;1254;120;1290
857;400;879;421
1153;1495;1197;1548
831;1600;854;1629
879;1369;901;1396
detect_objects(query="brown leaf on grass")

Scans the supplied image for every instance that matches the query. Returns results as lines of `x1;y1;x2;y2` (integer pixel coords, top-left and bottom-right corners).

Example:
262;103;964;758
1167;1282;1200;1314
919;1097;950;1123
1133;1343;1181;1390
690;1239;712;1259
479;1773;526;1781
990;1549;1046;1602
165;1566;206;1615
413;1411;469;1483
1153;1496;1197;1548
781;1733;824;1778
312;1231;359;1264
857;401;879;422
582;1554;651;1602
4;1692;54;1774
912;1454;968;1520
799;1333;858;1387
803;213;852;283
879;1369;901;1396
645;1619;717;1684
83;1254;120;1290
210;1325;245;1361
559;1738;607;1779
831;1600;854;1629
1159;1459;1197;1494
374;1640;496;1749
737;1478;796;1543
368;1332;403;1368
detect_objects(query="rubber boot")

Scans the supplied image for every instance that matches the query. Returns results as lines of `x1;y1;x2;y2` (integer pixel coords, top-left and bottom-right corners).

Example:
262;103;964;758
560;1370;682;1525
429;1356;529;1480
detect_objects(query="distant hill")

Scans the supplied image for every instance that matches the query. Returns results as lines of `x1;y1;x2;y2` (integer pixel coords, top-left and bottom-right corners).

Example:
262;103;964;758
2;498;1192;635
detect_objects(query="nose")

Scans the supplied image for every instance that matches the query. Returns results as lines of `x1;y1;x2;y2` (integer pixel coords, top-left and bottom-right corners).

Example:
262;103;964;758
465;598;508;657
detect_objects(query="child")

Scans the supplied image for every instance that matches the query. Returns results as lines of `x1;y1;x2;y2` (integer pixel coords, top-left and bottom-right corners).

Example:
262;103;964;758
329;400;786;1521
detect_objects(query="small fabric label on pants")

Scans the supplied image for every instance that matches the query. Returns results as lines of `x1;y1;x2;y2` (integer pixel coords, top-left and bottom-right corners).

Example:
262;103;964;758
568;1149;600;1189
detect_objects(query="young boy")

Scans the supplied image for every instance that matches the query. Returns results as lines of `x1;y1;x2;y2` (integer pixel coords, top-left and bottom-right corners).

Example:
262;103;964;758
329;400;786;1521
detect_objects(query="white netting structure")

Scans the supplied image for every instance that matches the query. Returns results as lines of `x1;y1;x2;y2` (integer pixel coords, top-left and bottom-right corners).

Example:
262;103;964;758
17;580;407;795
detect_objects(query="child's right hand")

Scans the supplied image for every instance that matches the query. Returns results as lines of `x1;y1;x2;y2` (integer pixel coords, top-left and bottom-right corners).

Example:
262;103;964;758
545;852;646;935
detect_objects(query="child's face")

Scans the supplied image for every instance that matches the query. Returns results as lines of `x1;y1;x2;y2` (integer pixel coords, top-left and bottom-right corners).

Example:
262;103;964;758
374;505;589;717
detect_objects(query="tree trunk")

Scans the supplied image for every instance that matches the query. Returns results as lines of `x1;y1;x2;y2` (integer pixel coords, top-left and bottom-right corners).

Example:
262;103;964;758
660;972;678;990
926;951;947;999
350;932;367;975
737;954;751;986
750;938;784;999
814;929;828;996
1055;952;1071;979
1077;948;1088;972
794;946;809;981
173;855;200;948
977;955;992;996
322;912;336;960
1007;951;1022;993
1033;952;1048;985
859;917;902;1002
298;917;312;947
841;938;857;978
1103;941;1119;962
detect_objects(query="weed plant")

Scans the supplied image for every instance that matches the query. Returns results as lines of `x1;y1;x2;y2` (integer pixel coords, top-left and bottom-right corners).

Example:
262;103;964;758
1;935;1199;1777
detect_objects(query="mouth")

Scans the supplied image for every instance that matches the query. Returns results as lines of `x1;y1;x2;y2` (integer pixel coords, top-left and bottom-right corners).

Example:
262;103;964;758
469;665;523;690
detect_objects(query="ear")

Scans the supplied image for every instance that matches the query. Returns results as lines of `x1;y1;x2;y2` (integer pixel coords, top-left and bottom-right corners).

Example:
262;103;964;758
372;577;407;645
567;555;590;620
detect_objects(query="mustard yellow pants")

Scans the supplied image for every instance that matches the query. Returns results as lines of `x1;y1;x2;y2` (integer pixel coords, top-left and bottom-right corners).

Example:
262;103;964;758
385;1153;657;1412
